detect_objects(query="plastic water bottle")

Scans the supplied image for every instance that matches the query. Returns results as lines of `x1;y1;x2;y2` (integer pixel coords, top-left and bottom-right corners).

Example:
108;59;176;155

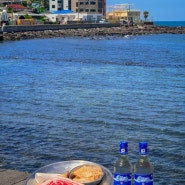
113;141;132;185
134;142;154;185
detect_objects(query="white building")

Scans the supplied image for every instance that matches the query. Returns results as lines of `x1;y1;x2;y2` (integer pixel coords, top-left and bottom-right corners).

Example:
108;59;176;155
49;0;105;15
48;0;103;23
63;0;69;10
50;0;69;11
45;10;102;23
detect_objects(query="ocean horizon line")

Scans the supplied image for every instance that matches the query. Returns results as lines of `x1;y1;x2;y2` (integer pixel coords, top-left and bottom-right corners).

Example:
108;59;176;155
154;20;185;27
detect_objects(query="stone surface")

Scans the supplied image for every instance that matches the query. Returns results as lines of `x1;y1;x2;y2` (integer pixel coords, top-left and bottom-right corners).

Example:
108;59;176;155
0;169;30;185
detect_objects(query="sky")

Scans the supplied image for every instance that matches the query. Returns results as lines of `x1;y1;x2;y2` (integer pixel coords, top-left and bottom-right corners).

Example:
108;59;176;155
106;0;185;21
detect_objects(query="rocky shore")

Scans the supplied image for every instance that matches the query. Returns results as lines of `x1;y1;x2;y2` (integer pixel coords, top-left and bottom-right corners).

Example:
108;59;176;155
1;25;185;41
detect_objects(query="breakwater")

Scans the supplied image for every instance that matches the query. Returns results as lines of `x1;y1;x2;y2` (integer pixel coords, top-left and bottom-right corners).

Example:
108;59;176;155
1;23;185;41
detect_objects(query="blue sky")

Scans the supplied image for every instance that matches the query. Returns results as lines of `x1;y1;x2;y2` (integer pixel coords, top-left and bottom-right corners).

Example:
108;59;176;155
106;0;185;21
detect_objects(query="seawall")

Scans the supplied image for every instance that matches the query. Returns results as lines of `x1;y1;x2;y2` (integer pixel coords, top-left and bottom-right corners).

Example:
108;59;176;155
1;23;185;41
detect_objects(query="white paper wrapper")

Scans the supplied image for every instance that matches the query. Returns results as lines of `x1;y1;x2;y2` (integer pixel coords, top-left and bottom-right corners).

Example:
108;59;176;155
35;173;66;183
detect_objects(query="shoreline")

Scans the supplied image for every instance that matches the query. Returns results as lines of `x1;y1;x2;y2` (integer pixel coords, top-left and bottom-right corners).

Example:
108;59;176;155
1;24;185;41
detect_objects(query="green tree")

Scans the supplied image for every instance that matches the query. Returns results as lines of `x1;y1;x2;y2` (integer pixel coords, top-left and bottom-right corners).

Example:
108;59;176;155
24;14;32;19
143;11;149;21
7;7;13;13
43;0;49;10
22;1;27;7
27;0;32;7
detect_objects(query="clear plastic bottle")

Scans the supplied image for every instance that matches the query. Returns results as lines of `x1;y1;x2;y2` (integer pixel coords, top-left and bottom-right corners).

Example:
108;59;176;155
113;141;132;185
134;142;154;185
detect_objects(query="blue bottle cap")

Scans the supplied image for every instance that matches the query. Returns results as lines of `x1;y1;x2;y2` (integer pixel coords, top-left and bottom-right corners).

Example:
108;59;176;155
119;141;128;154
139;142;148;155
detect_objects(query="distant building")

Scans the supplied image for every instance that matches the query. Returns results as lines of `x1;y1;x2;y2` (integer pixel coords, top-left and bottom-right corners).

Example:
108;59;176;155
49;0;70;11
6;4;27;12
71;0;106;16
106;4;140;23
49;0;106;16
45;9;102;23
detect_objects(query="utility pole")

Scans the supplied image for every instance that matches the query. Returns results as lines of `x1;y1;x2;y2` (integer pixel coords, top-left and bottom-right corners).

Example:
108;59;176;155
11;0;13;25
78;0;79;23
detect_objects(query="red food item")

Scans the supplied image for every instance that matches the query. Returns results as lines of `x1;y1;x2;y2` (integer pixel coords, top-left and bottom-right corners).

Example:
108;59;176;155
40;177;83;185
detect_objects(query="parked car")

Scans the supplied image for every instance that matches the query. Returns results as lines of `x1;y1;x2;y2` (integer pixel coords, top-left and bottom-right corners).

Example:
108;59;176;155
120;20;135;27
99;19;109;24
120;20;128;26
129;20;135;26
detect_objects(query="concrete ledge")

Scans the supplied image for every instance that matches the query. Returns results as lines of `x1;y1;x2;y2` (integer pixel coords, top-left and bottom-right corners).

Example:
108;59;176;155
0;169;30;185
2;23;120;33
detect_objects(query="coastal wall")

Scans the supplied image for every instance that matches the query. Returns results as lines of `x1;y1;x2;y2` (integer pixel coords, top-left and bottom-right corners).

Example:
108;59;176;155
1;23;119;33
1;23;185;41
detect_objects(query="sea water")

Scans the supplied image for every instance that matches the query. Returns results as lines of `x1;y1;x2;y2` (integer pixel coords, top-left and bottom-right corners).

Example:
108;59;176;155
0;33;185;185
154;21;185;27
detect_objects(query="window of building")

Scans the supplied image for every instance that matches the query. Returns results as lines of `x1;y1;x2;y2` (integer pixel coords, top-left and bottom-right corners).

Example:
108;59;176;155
90;1;96;5
98;8;102;13
90;9;95;12
86;9;89;12
52;5;55;8
68;0;71;10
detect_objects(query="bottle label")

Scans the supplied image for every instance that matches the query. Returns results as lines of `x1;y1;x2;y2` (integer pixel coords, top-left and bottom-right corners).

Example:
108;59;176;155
134;174;153;185
113;173;132;185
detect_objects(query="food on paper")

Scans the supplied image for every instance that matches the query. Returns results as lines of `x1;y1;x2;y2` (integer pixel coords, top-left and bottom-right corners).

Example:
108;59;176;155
69;164;104;184
36;177;83;185
35;171;69;184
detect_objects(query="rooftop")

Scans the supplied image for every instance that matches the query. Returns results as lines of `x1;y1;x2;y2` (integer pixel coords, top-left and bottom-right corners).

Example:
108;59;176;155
6;4;27;9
